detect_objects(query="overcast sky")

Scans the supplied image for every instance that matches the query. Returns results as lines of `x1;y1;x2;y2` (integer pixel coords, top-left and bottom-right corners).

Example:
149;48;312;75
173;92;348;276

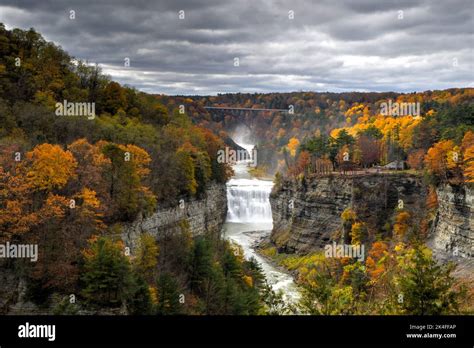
0;0;473;95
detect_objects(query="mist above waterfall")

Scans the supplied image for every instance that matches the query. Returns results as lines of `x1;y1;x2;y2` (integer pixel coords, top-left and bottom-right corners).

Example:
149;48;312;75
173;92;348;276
231;125;255;158
232;125;253;144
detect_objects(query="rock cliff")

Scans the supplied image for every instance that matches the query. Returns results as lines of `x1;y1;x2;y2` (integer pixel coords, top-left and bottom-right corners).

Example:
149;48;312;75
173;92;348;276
122;183;227;252
430;184;473;258
271;173;473;264
270;173;427;253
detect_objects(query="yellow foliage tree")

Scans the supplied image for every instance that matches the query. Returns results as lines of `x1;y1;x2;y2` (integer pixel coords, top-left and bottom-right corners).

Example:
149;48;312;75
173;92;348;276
79;187;101;209
134;233;159;282
351;222;366;245
341;207;356;221
26;144;77;191
119;144;152;177
287;137;300;157
446;145;461;170
242;275;253;287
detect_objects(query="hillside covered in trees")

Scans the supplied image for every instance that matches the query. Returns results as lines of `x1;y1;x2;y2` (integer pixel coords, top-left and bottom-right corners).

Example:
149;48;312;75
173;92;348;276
0;24;282;315
158;88;473;176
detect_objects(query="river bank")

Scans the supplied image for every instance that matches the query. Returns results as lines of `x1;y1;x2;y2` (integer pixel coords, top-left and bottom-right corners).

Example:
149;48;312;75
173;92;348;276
251;232;300;282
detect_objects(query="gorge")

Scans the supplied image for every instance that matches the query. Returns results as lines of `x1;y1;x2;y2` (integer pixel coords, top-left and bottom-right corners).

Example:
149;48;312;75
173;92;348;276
121;139;302;305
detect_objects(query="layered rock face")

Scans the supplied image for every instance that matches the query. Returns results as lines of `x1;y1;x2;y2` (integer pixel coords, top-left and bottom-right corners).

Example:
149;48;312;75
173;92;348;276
270;174;427;254
431;184;473;258
122;183;227;252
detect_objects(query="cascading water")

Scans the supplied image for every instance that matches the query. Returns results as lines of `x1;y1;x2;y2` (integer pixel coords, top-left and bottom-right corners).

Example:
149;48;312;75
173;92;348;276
222;141;300;305
225;141;273;223
226;178;273;223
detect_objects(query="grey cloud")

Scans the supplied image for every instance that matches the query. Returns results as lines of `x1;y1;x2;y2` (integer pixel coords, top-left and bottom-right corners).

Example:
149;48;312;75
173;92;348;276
0;0;472;94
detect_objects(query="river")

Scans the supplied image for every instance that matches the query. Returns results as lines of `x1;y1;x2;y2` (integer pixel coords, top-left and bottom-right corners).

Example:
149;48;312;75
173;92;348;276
221;145;299;304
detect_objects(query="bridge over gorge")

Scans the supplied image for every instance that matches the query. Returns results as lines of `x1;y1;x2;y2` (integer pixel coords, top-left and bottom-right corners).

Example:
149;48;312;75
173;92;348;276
203;106;298;132
203;106;291;112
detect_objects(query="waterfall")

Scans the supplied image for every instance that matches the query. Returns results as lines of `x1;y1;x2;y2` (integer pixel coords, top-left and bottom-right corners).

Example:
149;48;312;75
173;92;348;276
226;177;273;223
222;141;299;304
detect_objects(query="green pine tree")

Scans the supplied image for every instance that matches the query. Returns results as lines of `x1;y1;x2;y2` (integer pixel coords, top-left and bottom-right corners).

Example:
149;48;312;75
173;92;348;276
156;273;182;315
398;246;463;315
80;236;134;307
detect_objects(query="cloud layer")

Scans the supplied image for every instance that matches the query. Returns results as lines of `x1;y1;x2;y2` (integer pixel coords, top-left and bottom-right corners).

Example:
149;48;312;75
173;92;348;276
1;0;473;94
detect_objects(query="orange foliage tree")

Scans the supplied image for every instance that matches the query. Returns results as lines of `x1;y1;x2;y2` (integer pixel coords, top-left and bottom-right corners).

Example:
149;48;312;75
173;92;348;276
0;166;39;240
288;150;310;178
464;145;474;182
365;241;389;282
393;211;411;240
424;140;454;181
407;149;425;170
462;130;474;182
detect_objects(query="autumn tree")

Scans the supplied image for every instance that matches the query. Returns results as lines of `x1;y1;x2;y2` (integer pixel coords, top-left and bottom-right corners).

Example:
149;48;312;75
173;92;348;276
365;241;389;282
0;166;39;240
299;270;337;315
407;149;425;170
72;188;106;233
101;81;127;115
287;137;300;157
30;194;73;291
67;138;109;193
288;150;310;178
298;256;362;315
30;187;106;293
26;144;77;191
462;131;474;183
178;141;212;197
175;145;198;197
393;211;411;241
341;208;357;243
424;140;455;182
133;233;159;283
101;142;155;220
0;140;106;292
336;145;353;173
464;145;474;182
356;135;381;168
461;130;474;152
351;222;367;245
196;127;232;183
